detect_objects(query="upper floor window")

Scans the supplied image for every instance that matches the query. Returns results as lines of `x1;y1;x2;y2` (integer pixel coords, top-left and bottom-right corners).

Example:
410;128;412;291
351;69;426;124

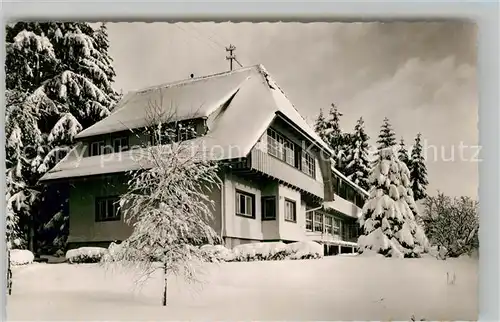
113;137;129;153
302;151;316;178
95;196;121;222
150;121;199;146
284;199;296;222
267;128;285;159
267;128;300;167
90;141;105;156
261;196;276;220
178;123;197;141
236;190;255;219
284;141;295;166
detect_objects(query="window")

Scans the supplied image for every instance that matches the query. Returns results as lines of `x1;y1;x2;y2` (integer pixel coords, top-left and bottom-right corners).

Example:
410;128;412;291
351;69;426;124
113;137;129;153
284;199;296;222
178;123;197;141
347;186;355;203
314;212;323;232
95;197;121;222
284;141;295;166
333;217;341;235
332;176;339;194
236;190;255;218
90;141;105;156
267;128;285;159
306;212;313;231
339;180;347;199
302;151;316;178
149;124;176;146
355;194;365;208
262;196;276;220
324;215;333;234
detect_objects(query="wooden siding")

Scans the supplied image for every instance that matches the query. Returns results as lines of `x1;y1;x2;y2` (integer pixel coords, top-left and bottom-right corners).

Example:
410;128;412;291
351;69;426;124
249;148;324;199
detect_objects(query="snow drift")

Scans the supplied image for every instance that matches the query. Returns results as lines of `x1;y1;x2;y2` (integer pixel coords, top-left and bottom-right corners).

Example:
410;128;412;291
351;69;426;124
10;249;35;266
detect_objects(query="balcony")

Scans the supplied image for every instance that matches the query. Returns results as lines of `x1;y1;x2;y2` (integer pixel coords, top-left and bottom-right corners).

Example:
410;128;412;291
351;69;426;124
248;148;324;199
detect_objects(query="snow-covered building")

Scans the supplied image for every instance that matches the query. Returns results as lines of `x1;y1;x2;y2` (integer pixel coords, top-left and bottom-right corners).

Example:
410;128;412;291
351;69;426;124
40;64;368;255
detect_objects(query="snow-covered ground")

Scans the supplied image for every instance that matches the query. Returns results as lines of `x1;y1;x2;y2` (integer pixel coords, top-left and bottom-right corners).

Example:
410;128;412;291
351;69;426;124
7;255;477;321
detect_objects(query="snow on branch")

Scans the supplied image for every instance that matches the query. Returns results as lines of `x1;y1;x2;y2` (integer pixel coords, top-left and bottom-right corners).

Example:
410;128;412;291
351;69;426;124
47;113;82;143
103;99;222;306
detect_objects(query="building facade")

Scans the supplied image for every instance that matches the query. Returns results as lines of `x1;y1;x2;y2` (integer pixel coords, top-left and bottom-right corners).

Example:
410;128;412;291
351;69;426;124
41;65;368;255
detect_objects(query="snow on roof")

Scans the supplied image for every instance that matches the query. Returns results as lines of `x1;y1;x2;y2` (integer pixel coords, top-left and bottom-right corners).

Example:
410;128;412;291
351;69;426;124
42;65;336;181
76;67;255;139
330;164;370;197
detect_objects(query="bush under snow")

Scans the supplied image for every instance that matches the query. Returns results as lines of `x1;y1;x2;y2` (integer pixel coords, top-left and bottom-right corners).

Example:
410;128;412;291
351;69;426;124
287;241;324;260
10;249;35;266
201;241;324;262
66;247;108;264
200;244;236;262
232;242;292;261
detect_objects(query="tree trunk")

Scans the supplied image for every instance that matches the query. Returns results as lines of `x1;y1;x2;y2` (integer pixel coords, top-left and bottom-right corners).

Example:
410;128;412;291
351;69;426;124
28;223;35;253
7;248;12;295
162;262;167;306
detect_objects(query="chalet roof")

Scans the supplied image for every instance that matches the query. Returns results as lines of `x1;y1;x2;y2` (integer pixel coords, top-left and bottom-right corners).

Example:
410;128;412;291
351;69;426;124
41;64;337;182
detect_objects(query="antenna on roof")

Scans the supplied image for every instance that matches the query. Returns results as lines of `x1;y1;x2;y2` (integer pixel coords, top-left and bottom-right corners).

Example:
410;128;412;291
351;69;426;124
226;44;236;71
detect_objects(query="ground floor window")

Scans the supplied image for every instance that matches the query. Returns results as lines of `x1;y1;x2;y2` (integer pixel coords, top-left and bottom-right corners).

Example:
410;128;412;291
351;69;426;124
284;199;296;222
324;216;333;234
236;190;255;218
306;212;313;231
262;196;276;220
95;196;121;222
333;217;341;235
314;212;323;232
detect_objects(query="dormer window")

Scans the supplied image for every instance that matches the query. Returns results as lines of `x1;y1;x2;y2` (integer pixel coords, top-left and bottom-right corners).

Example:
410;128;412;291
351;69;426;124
178;123;197;141
113;137;129;153
90;141;105;156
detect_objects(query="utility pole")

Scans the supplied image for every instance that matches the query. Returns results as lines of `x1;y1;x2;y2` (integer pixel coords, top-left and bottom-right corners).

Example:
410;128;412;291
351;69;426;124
226;44;236;71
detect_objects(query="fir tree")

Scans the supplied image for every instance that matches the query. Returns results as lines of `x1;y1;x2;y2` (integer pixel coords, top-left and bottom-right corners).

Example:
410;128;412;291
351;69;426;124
314;108;329;142
357;147;429;258
318;103;350;174
410;133;429;201
376;117;397;150
5;22;118;252
344;117;371;191
398;137;411;170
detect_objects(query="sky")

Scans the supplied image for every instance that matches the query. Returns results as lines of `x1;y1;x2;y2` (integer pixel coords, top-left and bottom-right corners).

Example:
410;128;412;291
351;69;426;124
106;22;478;198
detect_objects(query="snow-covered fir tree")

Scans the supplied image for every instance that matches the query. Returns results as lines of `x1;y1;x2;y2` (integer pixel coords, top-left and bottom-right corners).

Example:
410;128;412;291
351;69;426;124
409;133;429;201
398;137;411;170
314;108;329;141
376;117;397;151
344;117;371;191
314;103;350;174
104;107;221;306
357;147;429;258
5;22;119;253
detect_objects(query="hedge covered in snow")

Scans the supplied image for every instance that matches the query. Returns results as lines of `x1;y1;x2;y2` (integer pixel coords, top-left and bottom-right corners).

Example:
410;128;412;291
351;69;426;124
201;241;323;262
67;241;323;265
66;247;108;264
10;249;35;266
